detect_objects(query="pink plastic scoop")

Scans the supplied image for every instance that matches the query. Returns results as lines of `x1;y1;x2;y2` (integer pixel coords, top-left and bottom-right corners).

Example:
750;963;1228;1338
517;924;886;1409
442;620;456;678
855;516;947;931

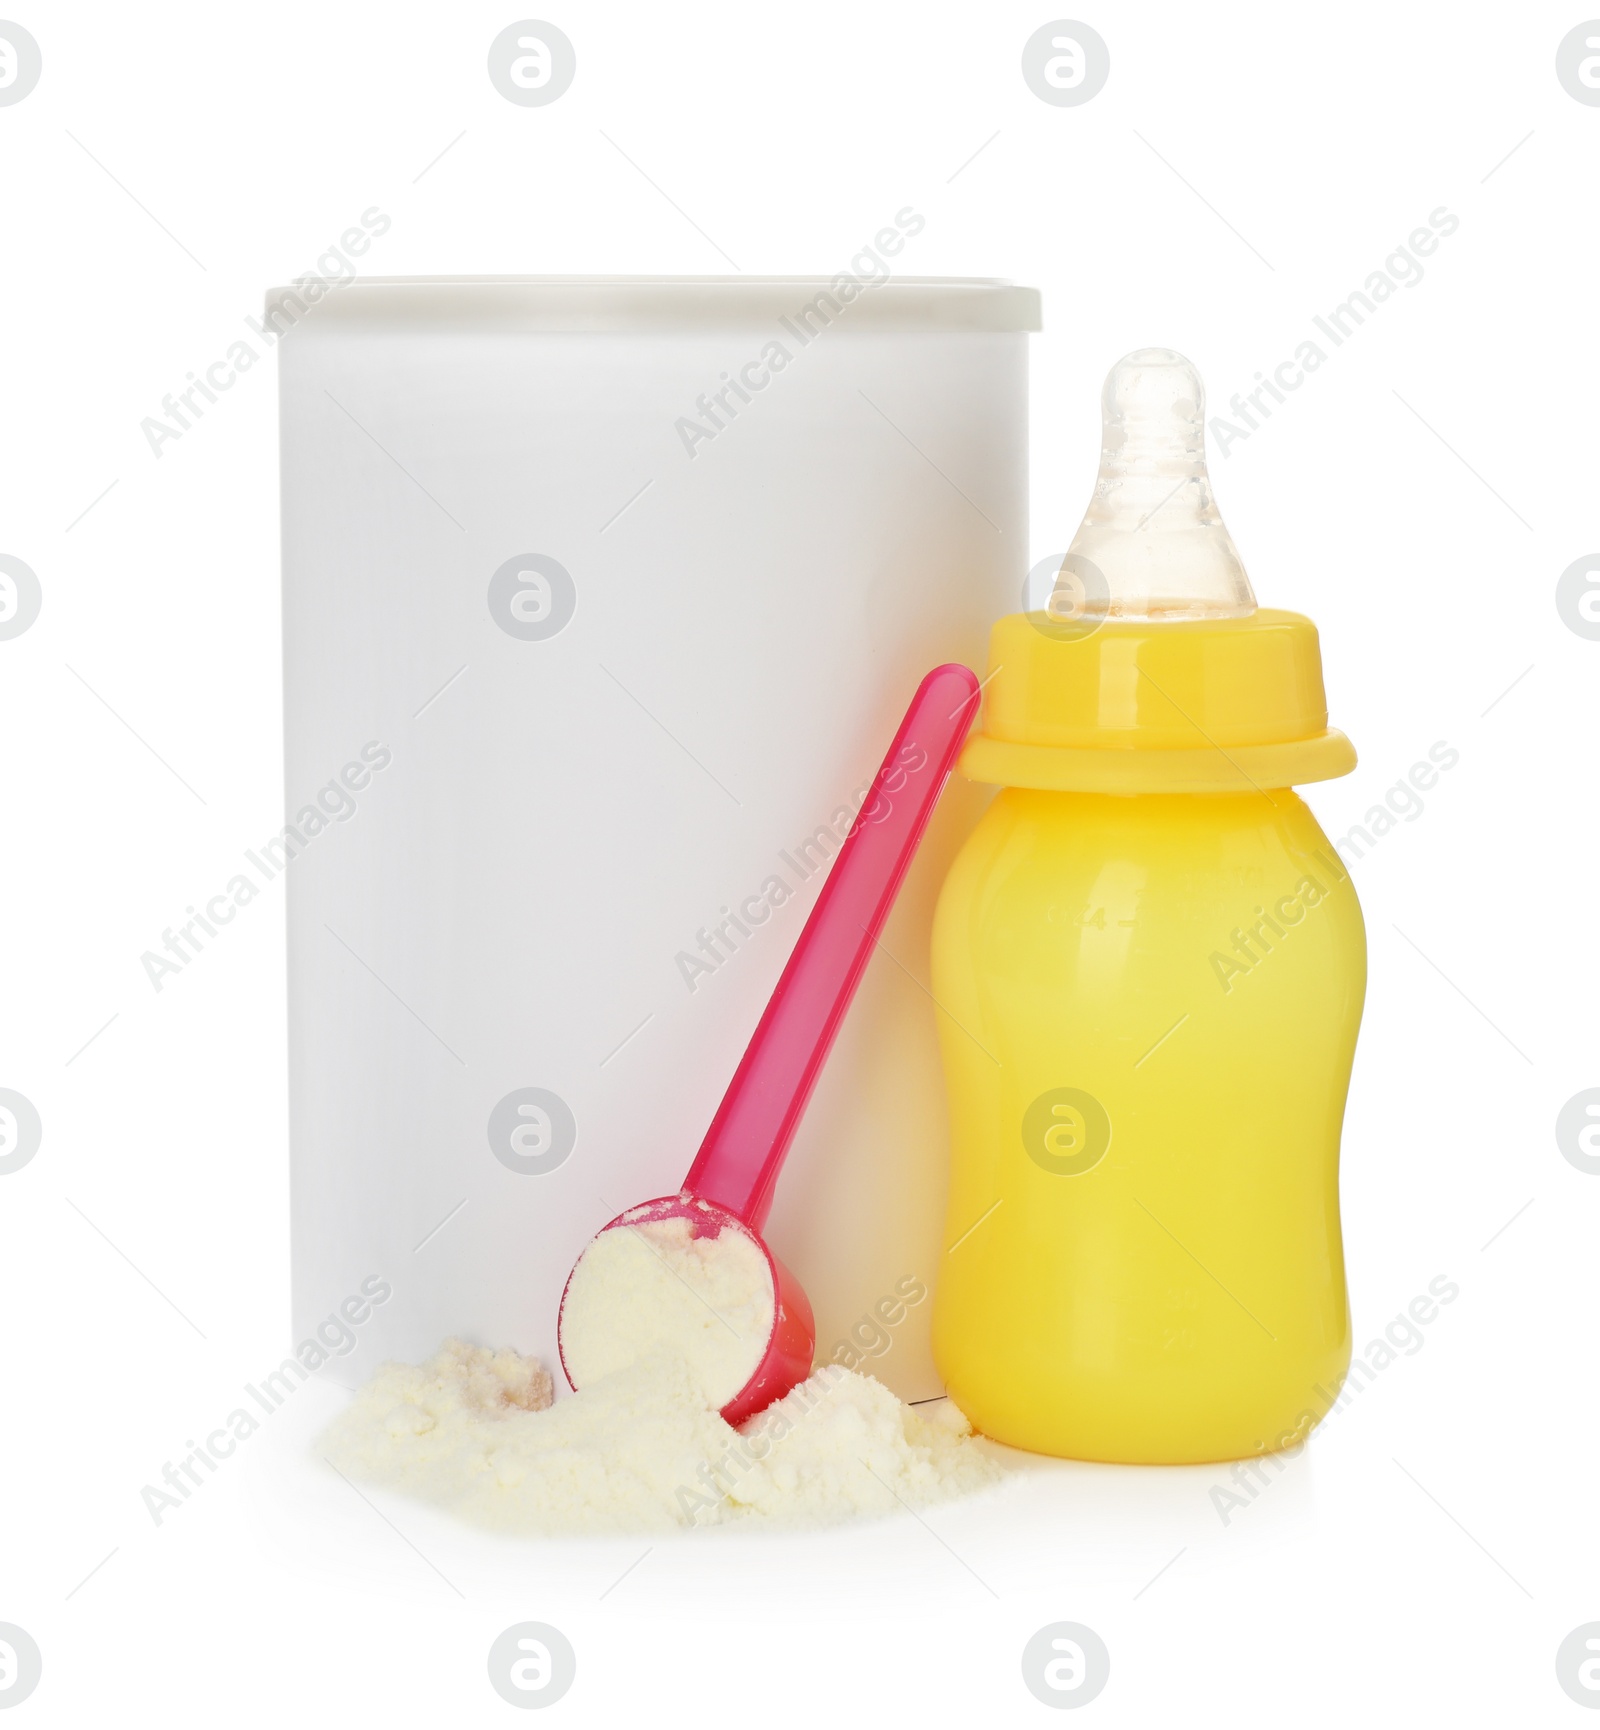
557;662;980;1423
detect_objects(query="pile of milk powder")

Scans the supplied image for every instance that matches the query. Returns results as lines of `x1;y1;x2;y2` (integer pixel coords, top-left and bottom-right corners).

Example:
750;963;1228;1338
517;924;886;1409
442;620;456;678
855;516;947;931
319;1215;1002;1533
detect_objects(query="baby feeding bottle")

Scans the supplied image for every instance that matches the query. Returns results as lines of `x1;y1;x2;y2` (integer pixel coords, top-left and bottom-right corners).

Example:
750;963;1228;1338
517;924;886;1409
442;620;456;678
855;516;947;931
930;349;1365;1464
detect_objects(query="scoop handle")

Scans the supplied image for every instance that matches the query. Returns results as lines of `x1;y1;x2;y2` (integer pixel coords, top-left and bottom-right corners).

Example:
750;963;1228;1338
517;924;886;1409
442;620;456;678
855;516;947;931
684;662;980;1229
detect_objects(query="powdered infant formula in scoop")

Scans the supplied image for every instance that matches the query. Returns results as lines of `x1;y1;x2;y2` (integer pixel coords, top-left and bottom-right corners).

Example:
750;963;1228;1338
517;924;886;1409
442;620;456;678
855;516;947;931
559;1214;776;1407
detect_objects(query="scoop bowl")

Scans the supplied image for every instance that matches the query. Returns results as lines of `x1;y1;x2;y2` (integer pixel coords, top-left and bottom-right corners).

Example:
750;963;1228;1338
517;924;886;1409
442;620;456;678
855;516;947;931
556;1194;816;1426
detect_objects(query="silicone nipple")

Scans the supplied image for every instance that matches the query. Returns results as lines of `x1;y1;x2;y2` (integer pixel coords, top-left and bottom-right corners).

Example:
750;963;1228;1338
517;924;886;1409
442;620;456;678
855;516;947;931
1050;348;1257;622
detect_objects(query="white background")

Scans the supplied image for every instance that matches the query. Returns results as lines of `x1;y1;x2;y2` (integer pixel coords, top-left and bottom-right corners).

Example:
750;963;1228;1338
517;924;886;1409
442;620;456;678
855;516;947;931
2;1;1597;1722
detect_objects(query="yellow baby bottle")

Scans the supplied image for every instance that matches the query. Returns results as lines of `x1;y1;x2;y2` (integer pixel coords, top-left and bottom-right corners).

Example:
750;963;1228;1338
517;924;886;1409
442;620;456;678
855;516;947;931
931;349;1365;1464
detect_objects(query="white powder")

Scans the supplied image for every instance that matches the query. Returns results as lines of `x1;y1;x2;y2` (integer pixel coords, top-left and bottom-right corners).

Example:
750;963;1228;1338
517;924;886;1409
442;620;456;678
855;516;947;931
560;1214;774;1408
319;1338;1003;1533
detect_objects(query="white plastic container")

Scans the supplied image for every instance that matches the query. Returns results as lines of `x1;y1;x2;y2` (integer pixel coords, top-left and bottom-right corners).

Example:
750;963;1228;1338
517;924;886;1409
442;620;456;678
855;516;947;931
276;275;1037;1397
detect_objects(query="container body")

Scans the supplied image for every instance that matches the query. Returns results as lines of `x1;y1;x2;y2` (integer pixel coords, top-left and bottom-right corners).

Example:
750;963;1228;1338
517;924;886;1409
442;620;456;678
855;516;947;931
278;281;1030;1393
930;786;1365;1462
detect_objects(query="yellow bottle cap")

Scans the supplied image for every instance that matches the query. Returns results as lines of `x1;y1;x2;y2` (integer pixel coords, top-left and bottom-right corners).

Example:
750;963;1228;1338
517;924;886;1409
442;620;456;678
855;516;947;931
960;609;1356;792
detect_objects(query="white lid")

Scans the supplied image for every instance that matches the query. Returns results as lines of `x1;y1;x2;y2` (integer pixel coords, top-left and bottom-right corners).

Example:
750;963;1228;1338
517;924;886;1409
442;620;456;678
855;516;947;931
265;275;1041;334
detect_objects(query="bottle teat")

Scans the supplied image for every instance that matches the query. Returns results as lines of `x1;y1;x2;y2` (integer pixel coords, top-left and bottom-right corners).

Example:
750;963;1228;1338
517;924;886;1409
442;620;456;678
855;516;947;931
1049;348;1257;623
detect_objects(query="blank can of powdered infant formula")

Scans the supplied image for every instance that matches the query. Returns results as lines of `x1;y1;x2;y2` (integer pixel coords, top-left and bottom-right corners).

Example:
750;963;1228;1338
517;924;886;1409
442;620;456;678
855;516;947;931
275;273;1037;1398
